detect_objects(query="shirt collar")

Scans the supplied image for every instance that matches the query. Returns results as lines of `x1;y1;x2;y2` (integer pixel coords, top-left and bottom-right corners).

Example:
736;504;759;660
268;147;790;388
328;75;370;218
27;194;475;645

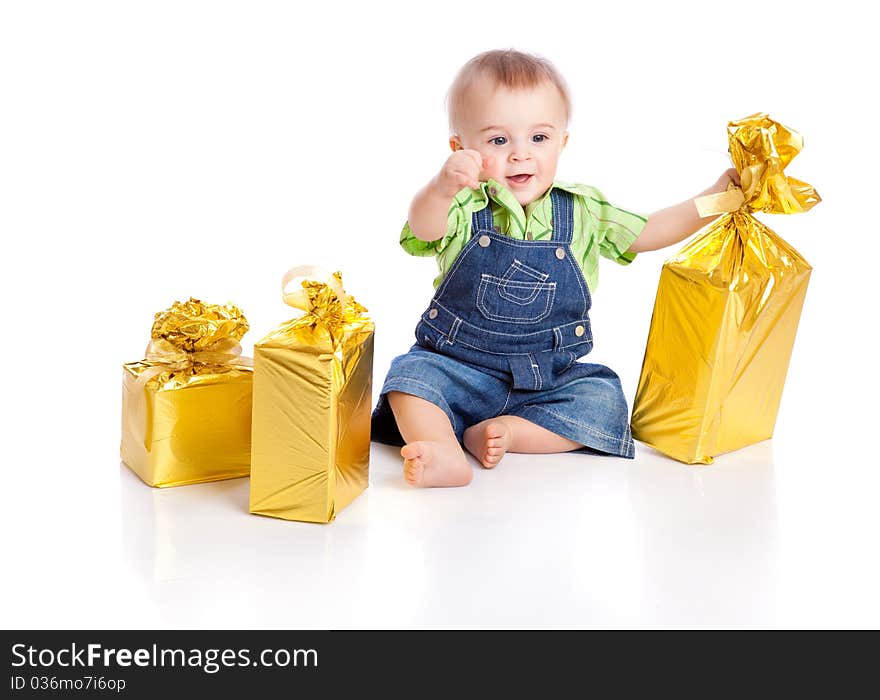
483;180;582;232
482;179;525;233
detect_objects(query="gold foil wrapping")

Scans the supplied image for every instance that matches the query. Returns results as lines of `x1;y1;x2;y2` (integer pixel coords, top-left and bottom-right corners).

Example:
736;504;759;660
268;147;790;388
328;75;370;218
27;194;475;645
631;114;820;464
249;268;374;523
120;298;254;487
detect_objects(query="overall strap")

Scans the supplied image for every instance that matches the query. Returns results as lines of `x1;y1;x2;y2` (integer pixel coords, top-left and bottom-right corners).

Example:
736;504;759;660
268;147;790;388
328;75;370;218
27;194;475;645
550;188;575;244
470;199;495;236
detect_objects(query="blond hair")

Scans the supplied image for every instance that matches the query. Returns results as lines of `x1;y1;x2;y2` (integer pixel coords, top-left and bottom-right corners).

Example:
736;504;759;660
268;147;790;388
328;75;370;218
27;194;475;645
447;49;572;133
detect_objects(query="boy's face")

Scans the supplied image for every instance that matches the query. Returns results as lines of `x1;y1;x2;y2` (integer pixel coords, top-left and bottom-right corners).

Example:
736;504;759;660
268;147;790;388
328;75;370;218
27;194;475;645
451;77;569;206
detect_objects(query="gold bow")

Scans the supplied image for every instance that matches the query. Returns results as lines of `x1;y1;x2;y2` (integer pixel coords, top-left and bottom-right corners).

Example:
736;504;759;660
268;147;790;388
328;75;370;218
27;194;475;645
695;113;821;218
137;297;251;388
279;265;368;343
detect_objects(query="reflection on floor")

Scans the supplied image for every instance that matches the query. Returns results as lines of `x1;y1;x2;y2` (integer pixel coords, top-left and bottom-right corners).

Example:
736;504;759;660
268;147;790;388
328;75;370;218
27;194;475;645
111;435;880;628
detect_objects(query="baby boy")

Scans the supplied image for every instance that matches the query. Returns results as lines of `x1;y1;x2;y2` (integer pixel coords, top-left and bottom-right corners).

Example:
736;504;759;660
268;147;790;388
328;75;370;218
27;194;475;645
370;49;738;487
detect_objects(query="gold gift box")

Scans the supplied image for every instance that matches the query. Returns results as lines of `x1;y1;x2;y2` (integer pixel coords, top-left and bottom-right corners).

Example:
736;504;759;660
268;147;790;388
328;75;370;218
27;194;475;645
121;298;254;487
249;268;374;523
631;114;820;464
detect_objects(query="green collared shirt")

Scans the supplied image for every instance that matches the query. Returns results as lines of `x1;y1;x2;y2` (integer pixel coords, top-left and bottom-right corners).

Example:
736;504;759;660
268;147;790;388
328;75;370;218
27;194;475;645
400;180;647;292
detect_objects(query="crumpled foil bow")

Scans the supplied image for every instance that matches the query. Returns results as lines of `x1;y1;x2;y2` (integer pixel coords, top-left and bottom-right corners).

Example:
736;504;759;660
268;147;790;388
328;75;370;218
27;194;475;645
276;265;368;346
140;297;251;387
694;112;821;219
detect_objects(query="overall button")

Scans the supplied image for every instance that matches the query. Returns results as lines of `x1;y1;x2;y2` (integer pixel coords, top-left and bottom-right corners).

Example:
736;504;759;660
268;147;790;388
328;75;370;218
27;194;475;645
555;247;565;260
478;235;491;247
488;187;498;196
428;309;438;319
575;325;585;337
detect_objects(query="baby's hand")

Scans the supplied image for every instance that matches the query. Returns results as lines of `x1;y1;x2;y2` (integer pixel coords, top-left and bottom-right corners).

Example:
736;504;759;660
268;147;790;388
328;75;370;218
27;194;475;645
434;150;492;197
710;167;742;193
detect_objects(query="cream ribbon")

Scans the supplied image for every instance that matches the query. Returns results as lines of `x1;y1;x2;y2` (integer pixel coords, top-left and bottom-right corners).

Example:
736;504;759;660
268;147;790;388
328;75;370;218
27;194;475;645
137;336;250;390
694;181;746;218
281;264;347;314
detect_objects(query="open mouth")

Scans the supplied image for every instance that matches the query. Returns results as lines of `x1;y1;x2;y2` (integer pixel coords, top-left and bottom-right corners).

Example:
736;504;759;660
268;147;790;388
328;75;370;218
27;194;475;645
507;174;533;186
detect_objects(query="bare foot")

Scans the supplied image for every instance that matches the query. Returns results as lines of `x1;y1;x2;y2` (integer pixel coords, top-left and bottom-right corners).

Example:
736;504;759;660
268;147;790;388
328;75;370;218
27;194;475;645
463;420;513;469
400;441;472;487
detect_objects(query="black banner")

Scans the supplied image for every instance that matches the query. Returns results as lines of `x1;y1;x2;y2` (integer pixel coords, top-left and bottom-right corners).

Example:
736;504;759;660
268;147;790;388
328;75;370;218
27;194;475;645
1;630;867;697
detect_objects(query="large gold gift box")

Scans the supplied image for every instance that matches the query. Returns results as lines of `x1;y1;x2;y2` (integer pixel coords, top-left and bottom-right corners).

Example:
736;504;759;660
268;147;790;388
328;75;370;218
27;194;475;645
121;298;254;487
249;267;374;523
631;114;820;464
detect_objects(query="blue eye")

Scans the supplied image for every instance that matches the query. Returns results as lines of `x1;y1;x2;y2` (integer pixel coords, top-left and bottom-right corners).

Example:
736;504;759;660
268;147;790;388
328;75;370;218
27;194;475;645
489;136;508;146
532;134;548;143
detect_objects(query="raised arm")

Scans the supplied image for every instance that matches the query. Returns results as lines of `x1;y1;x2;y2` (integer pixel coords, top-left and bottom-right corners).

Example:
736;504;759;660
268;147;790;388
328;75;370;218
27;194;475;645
627;168;740;253
408;149;487;241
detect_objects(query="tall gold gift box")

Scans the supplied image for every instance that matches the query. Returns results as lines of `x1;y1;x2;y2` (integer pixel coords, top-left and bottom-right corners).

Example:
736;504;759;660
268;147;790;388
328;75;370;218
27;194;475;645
249;268;374;523
631;114;820;464
121;298;253;487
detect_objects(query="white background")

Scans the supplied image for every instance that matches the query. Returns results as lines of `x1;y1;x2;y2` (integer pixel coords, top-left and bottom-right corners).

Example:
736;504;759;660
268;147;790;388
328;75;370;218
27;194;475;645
1;0;878;629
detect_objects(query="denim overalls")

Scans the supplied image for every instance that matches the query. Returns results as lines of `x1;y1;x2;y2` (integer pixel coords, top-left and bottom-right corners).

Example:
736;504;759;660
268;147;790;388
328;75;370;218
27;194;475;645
371;188;635;458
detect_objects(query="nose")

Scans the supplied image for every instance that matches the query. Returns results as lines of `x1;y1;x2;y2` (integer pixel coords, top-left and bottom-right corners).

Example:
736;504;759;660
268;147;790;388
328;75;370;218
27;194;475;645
509;149;531;162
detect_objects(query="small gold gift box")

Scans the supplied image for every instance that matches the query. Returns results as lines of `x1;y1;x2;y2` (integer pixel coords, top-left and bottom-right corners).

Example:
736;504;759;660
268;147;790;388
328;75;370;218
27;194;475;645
631;114;820;464
121;298;254;487
249;267;374;523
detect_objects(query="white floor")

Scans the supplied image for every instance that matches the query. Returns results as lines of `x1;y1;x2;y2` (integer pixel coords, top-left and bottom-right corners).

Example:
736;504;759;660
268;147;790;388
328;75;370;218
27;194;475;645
6;414;878;629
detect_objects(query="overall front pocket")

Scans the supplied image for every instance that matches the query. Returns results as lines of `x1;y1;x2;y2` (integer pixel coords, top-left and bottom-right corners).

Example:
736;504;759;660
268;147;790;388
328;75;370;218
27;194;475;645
476;274;556;324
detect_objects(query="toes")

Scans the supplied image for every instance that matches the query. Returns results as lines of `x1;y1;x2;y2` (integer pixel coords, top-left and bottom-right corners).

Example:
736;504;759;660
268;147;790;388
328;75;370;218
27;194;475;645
404;455;425;485
485;422;507;440
484;424;509;450
485;446;504;464
482;451;502;468
404;457;421;473
481;423;508;469
404;462;423;485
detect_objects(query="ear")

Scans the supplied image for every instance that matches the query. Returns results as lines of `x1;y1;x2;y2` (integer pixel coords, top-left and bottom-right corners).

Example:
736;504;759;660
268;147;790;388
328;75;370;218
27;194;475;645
449;136;463;152
561;131;569;150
